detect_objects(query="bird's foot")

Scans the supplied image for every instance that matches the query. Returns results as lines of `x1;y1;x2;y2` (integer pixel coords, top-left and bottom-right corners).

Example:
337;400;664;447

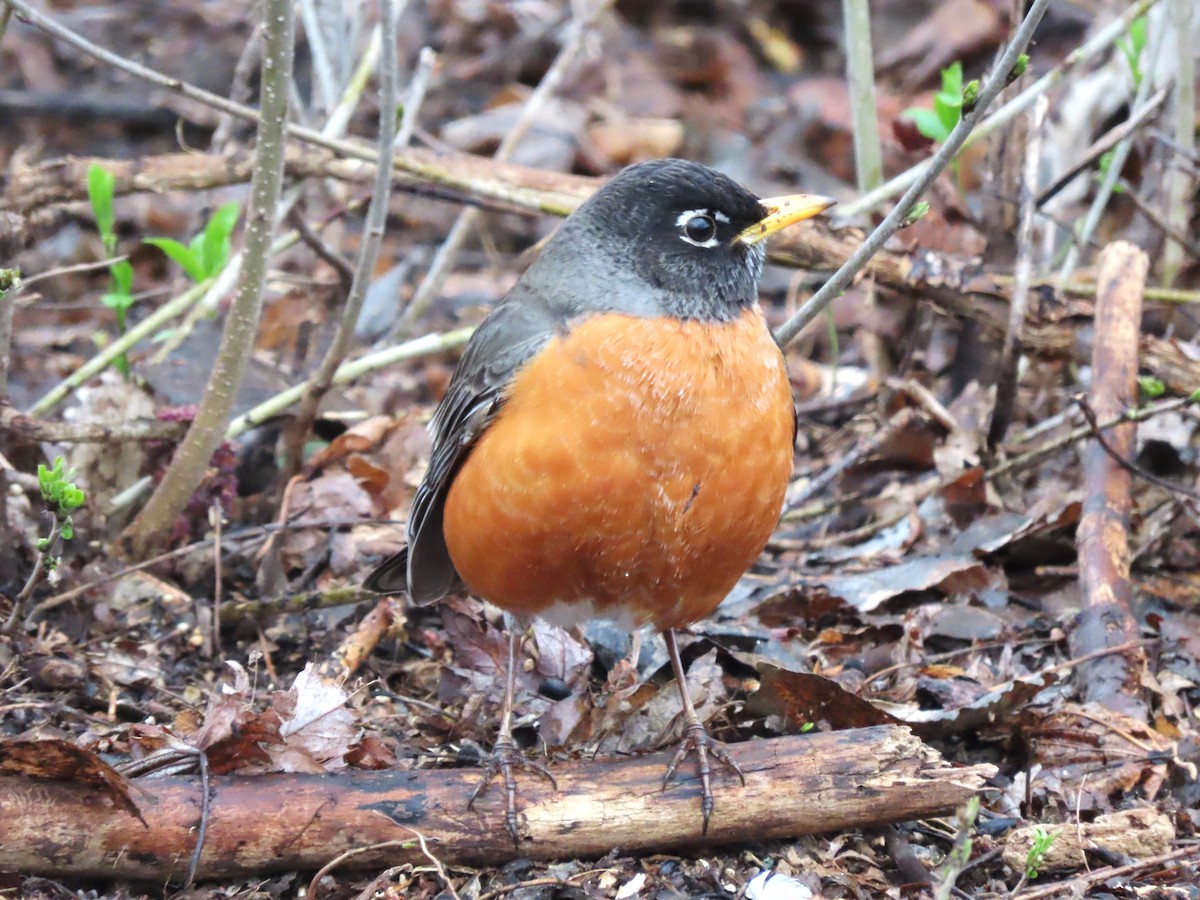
467;735;558;846
662;720;745;833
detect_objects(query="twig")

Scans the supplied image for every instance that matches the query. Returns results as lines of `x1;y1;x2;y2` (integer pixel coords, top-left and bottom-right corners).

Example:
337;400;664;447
774;0;1053;349
4;517;62;633
841;0;883;193
119;0;295;556
225;325;474;439
1001;275;1200;305
19;255;130;287
299;0;339;114
836;0;1164;220
400;0;611;326
1162;0;1196;286
280;0;400;479
28;277;212;416
987;94;1048;452
209;503;223;658
1074;396;1200;506
985;394;1195;483
396;47;436;150
0;406;187;443
1035;87;1168;207
1058;19;1167;286
286;206;354;294
0;268;18;402
1120;179;1200;260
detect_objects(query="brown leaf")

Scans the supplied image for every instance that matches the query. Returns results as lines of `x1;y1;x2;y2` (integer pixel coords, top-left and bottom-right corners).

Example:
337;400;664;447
748;664;901;732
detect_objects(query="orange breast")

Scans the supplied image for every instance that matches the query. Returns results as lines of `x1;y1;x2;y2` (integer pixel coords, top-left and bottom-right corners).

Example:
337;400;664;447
442;306;795;631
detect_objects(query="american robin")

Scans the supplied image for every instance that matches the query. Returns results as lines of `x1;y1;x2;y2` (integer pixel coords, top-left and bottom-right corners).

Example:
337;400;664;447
366;158;834;841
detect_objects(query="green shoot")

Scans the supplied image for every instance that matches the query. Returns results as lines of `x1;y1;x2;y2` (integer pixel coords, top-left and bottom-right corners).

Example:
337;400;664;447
145;201;240;283
37;456;86;543
87;164;135;377
903;61;964;144
1007;53;1030;86
1024;825;1060;880
901;201;931;229
1137;375;1166;399
1118;16;1147;89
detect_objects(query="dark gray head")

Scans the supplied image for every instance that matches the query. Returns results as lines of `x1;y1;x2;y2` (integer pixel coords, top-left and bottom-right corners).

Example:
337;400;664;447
523;159;833;322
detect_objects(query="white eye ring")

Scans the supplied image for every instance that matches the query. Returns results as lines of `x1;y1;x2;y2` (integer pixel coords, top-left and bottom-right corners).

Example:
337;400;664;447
676;208;722;248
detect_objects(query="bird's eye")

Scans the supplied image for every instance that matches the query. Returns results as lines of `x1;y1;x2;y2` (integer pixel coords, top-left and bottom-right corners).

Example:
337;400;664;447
684;214;716;244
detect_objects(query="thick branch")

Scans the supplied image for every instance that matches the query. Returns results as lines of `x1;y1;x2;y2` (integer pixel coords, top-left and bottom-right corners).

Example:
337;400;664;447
117;0;294;556
0;727;994;882
1070;241;1148;720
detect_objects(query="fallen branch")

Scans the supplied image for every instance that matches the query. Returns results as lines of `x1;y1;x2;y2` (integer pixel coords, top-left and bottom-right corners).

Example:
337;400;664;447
1070;241;1148;720
0;726;994;882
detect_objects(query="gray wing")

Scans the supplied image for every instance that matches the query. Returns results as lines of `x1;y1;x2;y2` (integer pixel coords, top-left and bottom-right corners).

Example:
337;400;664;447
363;294;557;601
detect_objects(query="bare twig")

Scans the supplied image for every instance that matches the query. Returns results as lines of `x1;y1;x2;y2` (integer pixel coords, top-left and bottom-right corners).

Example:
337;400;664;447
396;47;436;150
4;516;62;633
280;0;400;479
225;325;474;439
774;0;1053;349
987;94;1048;452
400;0;611;326
28;278;212;415
1120;179;1200;260
1035;86;1168;207
0;268;18;402
1074;396;1200;506
119;0;296;556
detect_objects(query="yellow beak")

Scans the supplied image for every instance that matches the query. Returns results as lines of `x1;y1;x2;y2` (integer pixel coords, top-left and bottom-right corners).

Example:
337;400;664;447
735;194;837;246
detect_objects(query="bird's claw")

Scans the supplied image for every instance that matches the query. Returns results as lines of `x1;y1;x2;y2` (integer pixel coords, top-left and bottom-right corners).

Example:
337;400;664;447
662;721;745;833
467;736;557;846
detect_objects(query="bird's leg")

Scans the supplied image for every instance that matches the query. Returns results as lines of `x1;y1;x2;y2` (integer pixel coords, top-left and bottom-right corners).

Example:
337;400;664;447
660;628;745;833
466;618;557;845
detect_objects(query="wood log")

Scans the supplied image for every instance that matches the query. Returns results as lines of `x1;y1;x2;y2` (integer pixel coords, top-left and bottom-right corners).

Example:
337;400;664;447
0;726;993;883
1070;241;1149;720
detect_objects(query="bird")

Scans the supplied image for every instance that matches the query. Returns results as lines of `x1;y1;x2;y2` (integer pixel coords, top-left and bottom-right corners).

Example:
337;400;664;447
365;158;834;842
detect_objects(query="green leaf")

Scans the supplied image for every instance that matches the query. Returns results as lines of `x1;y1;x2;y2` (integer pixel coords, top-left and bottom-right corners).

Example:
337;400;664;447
1138;375;1166;398
200;201;240;277
87;164;116;246
146;237;206;282
101;291;134;313
940;61;963;102
60;519;74;541
903;107;949;143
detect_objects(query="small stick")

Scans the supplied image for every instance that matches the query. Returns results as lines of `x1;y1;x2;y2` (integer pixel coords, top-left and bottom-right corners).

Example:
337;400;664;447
986;94;1048;453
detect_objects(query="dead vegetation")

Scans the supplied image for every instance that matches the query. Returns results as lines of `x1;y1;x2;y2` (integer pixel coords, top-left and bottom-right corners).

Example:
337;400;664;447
1;0;1199;897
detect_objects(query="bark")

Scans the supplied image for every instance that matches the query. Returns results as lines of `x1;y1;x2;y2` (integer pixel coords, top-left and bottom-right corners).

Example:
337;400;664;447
0;726;994;882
